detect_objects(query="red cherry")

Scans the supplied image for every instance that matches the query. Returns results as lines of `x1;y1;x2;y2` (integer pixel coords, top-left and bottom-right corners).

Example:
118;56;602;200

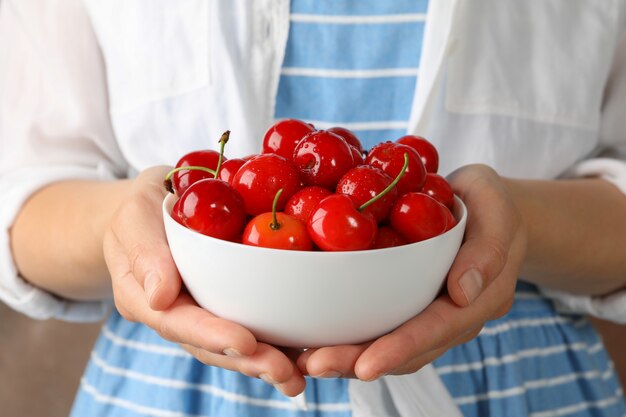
421;173;455;210
170;150;221;195
167;130;231;195
328;126;363;154
284;186;332;223
371;226;407;249
443;207;457;232
177;178;246;241
218;158;246;185
389;192;451;243
396;135;439;173
365;141;426;196
232;154;301;215
349;144;365;165
308;194;377;251
242;189;312;251
243;213;312;250
293;130;355;189
308;153;410;251
336;165;397;223
171;198;185;225
263;119;316;160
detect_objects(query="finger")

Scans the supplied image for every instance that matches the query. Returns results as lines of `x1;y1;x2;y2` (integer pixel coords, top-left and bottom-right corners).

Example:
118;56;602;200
387;345;449;377
446;166;522;306
295;348;315;375
297;342;374;379
105;231;258;356
111;166;181;310
353;291;495;381
184;343;307;397
281;347;307;364
299;344;370;379
356;259;517;381
388;325;483;376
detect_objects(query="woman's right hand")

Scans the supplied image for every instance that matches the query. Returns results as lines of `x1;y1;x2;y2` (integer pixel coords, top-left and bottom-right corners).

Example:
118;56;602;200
102;166;306;396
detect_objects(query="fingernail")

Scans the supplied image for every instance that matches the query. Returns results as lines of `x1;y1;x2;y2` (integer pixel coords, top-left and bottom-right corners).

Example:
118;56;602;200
260;374;291;396
223;348;243;358
315;370;342;378
259;373;278;385
362;372;383;382
144;272;161;304
459;268;483;305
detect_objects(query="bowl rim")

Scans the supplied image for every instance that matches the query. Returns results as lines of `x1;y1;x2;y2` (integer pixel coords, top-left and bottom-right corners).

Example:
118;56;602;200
163;192;467;257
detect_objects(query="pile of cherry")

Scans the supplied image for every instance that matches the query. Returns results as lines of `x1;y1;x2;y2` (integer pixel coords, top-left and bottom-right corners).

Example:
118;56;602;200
166;119;456;251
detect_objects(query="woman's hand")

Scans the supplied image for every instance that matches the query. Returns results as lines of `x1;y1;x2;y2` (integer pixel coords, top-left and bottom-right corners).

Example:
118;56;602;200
102;166;306;396
296;164;527;380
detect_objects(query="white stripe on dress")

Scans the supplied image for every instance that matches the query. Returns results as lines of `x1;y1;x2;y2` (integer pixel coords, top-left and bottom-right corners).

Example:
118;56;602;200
81;378;209;417
436;341;604;375
529;388;624;417
102;325;191;357
454;364;615;406
479;316;587;336
290;13;427;25
281;67;420;78
89;352;352;412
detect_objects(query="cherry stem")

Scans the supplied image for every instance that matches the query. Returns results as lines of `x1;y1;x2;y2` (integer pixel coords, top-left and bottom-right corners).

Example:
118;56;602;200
163;166;217;194
359;152;409;212
270;188;284;231
214;130;230;179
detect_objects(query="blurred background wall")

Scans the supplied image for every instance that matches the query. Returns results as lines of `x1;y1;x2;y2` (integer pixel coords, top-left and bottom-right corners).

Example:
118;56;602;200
0;303;102;417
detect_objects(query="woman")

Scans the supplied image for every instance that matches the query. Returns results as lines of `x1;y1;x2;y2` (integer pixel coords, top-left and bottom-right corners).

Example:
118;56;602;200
1;1;625;416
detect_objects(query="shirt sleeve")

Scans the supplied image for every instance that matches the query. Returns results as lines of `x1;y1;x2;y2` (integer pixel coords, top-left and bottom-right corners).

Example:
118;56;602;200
0;0;128;322
539;29;626;324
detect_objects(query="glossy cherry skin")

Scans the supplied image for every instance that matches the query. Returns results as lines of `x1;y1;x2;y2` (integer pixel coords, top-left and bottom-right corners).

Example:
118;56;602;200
443;206;457;232
396;135;439;173
365;141;426;196
284;186;332;223
308;194;377;251
171;198;185;225
218;158;246;185
389;192;452;243
177;179;246;241
263;119;316;160
349;145;365;165
293;130;355;189
336;165;397;223
232;154;301;215
328;126;363;154
421;173;455;210
371;226;407;249
242;212;312;251
171;150;224;195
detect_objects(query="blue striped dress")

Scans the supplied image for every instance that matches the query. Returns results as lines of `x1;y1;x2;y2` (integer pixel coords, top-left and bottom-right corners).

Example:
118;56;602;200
70;1;626;416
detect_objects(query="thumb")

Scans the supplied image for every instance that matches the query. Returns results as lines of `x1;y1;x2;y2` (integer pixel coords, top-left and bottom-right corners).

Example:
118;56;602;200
127;233;182;311
113;166;182;310
445;165;521;307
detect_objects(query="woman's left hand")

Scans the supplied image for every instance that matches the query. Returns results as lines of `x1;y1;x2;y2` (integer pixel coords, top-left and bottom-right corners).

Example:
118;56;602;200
295;164;528;380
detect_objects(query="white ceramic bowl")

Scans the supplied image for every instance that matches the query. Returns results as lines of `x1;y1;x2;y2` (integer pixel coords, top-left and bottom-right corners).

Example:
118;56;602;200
163;193;467;348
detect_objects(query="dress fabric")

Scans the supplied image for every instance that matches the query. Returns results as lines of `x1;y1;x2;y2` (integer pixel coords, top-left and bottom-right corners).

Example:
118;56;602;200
71;283;625;417
70;1;625;416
